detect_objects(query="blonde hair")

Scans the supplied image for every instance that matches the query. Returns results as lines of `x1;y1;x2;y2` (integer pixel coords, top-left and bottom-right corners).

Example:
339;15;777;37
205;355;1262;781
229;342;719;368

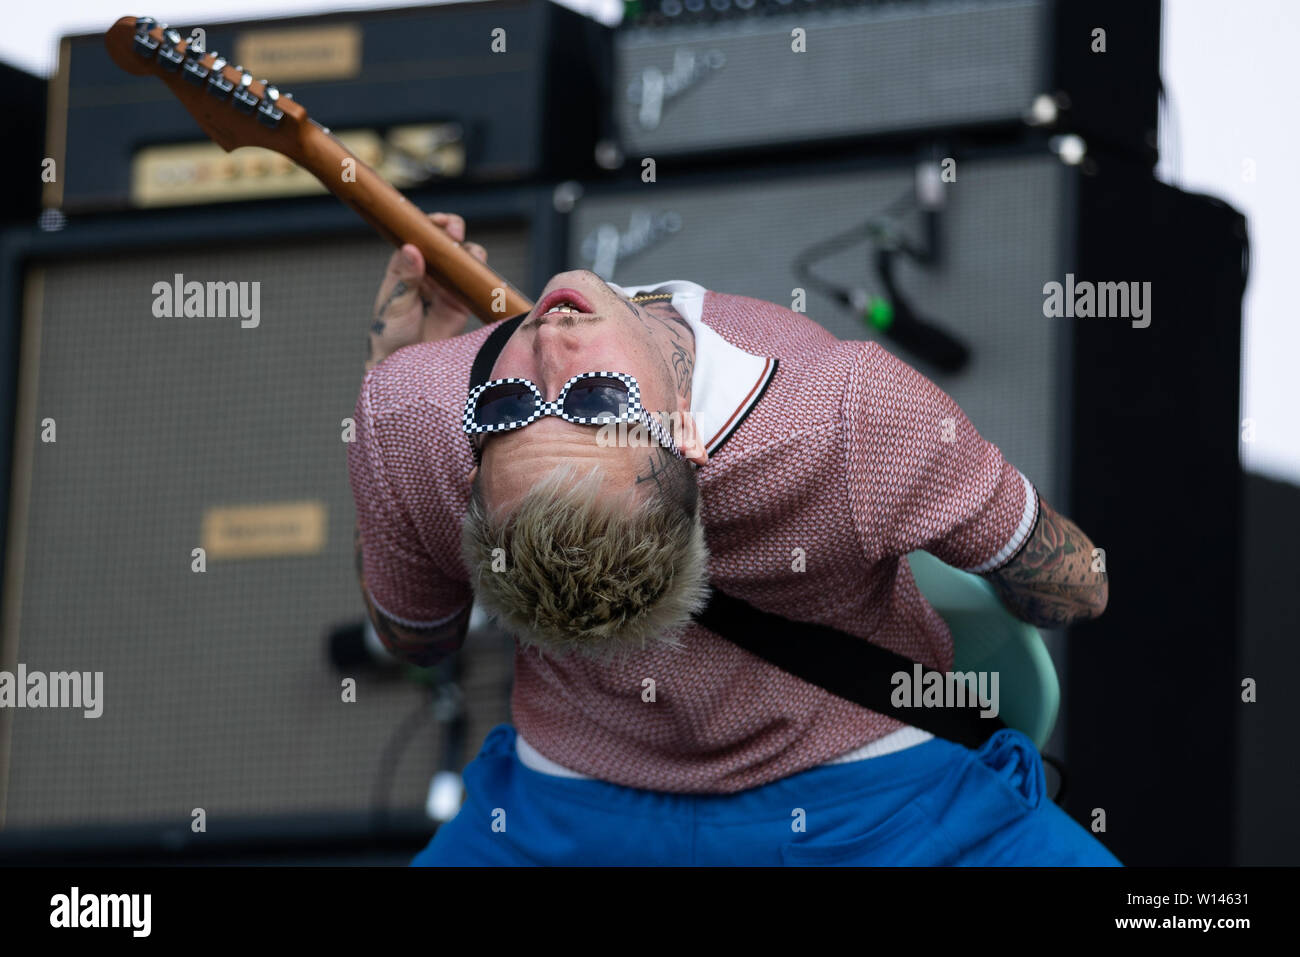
461;460;709;660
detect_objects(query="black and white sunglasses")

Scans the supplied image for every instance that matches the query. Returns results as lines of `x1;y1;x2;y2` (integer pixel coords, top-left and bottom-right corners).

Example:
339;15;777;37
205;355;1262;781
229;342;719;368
462;371;684;465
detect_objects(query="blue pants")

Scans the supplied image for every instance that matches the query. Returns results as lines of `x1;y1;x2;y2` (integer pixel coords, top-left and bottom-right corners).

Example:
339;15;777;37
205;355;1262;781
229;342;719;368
412;723;1121;866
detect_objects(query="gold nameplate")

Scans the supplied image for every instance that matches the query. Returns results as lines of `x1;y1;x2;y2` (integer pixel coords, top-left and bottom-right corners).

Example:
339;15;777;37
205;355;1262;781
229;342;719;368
233;24;362;83
132;132;380;206
201;501;327;559
131;125;465;207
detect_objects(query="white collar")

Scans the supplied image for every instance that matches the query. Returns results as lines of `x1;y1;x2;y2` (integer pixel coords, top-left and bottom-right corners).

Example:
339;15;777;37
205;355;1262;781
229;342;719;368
607;280;776;454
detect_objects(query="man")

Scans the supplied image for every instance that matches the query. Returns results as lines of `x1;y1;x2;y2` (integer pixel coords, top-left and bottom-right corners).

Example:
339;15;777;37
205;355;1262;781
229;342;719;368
350;212;1118;866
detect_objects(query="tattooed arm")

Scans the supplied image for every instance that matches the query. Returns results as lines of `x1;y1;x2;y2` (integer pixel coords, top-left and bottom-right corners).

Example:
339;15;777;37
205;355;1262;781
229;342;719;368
353;525;471;667
365;211;487;372
352;211;481;664
981;499;1108;628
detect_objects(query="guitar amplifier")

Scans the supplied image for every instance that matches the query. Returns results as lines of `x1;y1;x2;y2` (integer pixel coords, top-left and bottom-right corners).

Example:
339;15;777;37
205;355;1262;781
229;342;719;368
45;0;613;212
613;0;1159;165
567;148;1073;507
559;146;1248;863
0;186;550;860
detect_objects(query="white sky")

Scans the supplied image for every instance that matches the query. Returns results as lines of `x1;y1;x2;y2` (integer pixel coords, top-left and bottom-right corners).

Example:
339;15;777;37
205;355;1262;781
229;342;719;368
4;1;1296;484
1158;0;1299;485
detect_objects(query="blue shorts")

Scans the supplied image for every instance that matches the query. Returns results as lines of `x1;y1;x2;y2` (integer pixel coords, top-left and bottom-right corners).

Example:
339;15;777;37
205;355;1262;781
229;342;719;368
412;723;1122;866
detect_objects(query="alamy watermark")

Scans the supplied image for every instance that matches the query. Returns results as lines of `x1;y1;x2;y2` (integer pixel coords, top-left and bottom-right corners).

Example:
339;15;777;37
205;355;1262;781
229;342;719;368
1042;273;1151;328
0;665;102;718
595;408;701;451
151;273;260;328
50;887;150;937
891;663;999;719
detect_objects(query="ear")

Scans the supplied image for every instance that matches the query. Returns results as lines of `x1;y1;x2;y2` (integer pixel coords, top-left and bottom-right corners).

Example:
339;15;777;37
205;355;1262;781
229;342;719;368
467;465;479;486
674;391;709;466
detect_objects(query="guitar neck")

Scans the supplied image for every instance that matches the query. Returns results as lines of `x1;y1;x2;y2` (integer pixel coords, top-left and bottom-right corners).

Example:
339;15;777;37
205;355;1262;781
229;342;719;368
102;15;531;324
297;121;533;323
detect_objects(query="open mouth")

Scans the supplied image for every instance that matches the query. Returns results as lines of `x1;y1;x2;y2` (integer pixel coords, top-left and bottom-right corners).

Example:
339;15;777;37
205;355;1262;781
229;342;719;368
534;287;595;318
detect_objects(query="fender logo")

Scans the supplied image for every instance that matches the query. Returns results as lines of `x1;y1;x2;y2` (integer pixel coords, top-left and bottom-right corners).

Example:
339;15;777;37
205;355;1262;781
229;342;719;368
580;210;682;280
627;48;726;130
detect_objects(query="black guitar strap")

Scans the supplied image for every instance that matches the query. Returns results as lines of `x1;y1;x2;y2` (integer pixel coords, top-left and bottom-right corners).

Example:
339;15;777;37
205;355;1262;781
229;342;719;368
693;587;1006;749
468;312;527;390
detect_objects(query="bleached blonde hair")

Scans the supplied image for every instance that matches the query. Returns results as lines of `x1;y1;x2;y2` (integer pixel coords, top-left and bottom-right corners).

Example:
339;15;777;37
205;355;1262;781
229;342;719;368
461;460;709;660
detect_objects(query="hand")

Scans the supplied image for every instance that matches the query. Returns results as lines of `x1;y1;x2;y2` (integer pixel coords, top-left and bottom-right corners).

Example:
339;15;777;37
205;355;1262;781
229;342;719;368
366;211;489;370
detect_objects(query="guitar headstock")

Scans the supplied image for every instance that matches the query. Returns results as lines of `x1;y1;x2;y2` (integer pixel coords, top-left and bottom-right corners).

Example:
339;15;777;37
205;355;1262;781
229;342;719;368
105;15;311;159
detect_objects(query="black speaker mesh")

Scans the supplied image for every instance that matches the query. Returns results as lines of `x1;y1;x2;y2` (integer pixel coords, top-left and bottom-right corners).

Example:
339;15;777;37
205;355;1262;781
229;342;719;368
4;227;528;829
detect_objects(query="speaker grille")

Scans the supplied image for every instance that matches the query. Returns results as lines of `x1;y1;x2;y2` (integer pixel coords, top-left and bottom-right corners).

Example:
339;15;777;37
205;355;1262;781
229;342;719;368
616;0;1047;155
3;227;528;830
568;153;1068;506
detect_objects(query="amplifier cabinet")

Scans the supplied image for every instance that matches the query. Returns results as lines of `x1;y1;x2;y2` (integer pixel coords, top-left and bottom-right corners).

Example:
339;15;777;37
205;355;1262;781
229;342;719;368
47;0;613;211
0;187;547;853
562;147;1246;862
614;0;1159;165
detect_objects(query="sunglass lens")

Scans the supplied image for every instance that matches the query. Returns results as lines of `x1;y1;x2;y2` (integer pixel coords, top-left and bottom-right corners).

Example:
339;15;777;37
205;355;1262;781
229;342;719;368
562;377;629;421
476;382;536;428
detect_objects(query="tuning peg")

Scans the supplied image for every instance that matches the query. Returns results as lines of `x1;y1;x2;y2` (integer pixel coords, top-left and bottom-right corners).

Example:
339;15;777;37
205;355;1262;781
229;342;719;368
158;29;184;71
257;85;284;128
206;57;233;99
182;43;211;85
231;72;259;114
133;18;160;58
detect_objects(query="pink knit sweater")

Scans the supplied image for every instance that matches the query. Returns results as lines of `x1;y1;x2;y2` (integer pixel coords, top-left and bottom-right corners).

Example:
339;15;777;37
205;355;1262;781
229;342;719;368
349;285;1036;793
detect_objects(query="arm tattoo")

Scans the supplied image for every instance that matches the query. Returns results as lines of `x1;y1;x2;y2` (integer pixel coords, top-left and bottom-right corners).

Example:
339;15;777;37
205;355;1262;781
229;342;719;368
983;501;1108;628
368;281;408;346
375;280;408;321
352;523;468;666
367;282;428;366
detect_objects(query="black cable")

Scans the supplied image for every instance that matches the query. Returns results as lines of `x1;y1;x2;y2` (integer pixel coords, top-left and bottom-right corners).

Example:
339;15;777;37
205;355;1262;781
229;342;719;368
793;184;969;373
874;247;970;373
791;188;917;307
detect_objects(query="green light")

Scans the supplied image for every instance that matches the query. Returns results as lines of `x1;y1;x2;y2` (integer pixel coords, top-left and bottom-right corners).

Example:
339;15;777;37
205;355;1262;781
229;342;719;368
865;296;894;331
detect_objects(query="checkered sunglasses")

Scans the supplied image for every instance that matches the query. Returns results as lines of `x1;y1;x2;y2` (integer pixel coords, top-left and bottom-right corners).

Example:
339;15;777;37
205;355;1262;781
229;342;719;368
463;371;684;465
